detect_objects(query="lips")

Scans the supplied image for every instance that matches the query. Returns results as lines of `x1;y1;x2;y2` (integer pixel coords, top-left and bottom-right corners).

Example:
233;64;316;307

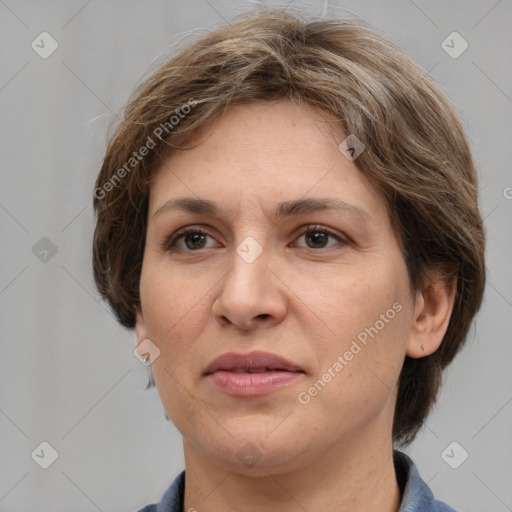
204;351;303;375
204;351;304;396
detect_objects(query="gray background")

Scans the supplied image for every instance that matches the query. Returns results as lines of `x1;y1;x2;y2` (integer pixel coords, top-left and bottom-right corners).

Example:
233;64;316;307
1;0;511;511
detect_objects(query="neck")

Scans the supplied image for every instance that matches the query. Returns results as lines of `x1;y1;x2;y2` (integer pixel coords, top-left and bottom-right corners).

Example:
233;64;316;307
182;429;401;512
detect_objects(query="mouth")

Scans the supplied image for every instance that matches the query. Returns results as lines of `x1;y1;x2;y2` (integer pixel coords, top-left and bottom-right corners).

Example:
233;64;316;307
229;368;287;373
204;351;305;396
204;350;304;375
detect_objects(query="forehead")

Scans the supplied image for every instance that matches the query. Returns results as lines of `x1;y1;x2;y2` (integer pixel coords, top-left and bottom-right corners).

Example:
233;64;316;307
148;100;387;224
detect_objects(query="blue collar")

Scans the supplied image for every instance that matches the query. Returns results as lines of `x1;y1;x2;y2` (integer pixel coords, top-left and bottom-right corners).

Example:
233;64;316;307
138;450;457;512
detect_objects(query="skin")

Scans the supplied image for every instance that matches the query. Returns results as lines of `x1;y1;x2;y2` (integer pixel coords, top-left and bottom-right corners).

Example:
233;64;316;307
135;99;456;512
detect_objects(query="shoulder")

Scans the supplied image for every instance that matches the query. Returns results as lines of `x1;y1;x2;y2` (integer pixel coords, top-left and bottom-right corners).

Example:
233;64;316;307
136;470;185;512
395;451;458;512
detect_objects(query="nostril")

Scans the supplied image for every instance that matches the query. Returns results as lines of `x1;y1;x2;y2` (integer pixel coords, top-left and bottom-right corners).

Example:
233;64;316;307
256;314;270;320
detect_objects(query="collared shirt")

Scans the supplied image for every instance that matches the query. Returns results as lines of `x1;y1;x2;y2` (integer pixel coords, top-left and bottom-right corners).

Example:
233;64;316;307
137;451;457;512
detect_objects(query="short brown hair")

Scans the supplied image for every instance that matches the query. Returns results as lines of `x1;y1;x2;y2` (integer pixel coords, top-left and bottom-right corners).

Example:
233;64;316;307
92;9;485;446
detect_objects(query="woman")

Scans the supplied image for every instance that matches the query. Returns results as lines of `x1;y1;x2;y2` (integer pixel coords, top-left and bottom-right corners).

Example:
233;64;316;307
92;9;485;512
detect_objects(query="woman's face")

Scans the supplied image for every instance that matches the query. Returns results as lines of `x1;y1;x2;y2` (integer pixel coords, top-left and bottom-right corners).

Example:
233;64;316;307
136;100;421;474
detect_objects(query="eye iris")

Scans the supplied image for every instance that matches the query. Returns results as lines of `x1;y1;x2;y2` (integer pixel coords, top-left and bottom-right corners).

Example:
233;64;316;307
178;230;335;250
185;233;206;250
306;231;328;248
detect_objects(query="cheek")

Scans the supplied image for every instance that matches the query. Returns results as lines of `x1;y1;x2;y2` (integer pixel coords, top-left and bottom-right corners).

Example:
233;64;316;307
140;255;207;324
139;264;213;426
304;258;410;391
139;262;209;361
298;288;408;434
303;266;397;342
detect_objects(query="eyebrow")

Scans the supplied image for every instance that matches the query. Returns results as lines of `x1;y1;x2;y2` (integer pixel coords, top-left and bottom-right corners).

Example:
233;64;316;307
153;197;369;221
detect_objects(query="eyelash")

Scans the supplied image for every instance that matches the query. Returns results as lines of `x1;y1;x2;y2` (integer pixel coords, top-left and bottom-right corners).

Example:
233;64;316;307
161;224;348;253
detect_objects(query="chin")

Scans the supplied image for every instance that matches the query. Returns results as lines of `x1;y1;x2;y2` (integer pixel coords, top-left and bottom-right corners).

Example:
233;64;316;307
204;428;311;476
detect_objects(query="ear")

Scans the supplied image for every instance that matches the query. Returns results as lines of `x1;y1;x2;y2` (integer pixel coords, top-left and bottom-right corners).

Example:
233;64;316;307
135;306;149;344
406;269;457;358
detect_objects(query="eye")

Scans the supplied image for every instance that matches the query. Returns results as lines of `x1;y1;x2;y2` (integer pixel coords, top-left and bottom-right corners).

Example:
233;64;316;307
161;224;348;253
162;227;219;252
292;225;347;250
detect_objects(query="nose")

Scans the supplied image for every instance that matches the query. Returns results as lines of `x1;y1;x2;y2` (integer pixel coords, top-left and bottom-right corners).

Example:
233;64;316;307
211;244;287;332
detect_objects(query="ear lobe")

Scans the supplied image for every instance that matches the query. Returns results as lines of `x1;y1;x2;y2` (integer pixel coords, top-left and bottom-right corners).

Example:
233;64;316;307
406;271;457;359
